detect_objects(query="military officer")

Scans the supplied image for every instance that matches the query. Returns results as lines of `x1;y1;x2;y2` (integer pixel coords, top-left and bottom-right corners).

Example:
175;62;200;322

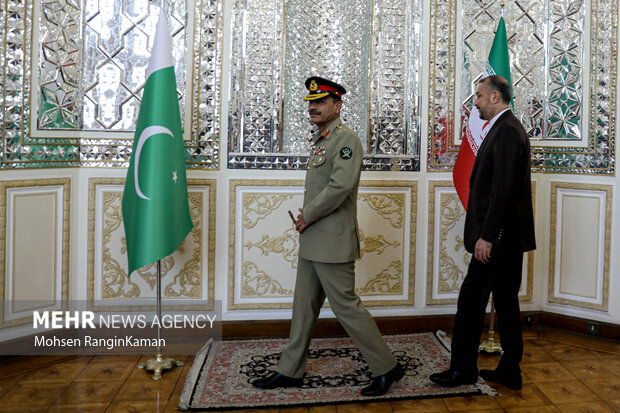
252;77;405;397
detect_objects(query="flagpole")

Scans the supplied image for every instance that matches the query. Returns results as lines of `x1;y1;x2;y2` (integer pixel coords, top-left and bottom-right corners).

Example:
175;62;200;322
138;259;185;380
157;259;162;347
476;1;507;357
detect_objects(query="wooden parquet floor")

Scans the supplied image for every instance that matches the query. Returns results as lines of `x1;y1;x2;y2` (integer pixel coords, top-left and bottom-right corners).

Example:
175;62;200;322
0;330;618;412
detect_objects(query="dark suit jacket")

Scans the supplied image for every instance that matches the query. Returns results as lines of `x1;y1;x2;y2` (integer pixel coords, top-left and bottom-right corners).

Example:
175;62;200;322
464;110;536;254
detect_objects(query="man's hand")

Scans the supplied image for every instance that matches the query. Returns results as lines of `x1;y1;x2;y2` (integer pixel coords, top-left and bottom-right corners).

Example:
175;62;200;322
296;208;309;233
474;238;493;264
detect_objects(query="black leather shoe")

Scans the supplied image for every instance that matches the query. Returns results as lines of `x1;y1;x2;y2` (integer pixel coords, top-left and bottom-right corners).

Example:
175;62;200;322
361;363;405;396
252;372;303;389
429;368;477;387
479;368;522;390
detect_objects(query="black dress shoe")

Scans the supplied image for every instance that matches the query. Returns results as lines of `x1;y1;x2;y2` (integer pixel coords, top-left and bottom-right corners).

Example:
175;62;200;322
361;362;405;396
252;372;303;389
429;369;477;387
479;368;522;390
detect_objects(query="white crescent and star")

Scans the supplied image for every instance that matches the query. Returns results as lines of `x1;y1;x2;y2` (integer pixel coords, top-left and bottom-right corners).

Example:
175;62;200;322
134;125;177;200
132;14;180;202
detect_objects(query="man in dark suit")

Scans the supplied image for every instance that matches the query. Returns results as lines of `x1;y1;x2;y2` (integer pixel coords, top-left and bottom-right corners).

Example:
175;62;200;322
430;75;536;391
252;77;404;396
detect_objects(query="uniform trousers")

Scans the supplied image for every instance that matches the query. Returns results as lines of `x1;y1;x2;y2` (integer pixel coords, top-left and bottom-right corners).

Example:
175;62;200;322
450;247;524;375
277;257;397;378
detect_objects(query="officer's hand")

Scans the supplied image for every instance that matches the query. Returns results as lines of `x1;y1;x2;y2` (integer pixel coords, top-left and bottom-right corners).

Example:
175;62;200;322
296;208;309;233
474;238;492;264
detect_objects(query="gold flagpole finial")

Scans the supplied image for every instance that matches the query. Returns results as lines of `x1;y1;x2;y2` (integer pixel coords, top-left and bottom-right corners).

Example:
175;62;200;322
500;0;505;7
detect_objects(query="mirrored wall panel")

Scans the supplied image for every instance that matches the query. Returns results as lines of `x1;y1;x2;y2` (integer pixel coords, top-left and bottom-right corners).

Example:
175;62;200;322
429;0;616;174
0;0;221;168
228;0;423;171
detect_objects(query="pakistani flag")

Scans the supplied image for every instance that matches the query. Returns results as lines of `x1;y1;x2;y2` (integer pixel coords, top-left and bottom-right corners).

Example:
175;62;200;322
122;13;193;276
453;16;512;209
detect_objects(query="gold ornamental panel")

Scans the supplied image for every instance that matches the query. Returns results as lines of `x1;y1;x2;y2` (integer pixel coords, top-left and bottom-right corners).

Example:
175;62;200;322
426;181;534;305
87;178;216;309
229;180;416;310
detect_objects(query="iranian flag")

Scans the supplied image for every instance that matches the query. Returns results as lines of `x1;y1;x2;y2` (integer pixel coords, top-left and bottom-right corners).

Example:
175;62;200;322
453;17;512;209
122;12;193;276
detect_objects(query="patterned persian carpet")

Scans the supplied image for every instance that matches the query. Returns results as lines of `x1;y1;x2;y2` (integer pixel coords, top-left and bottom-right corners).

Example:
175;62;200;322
178;332;496;411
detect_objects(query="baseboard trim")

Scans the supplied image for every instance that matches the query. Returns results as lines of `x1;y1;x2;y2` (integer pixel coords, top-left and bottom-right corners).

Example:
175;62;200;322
222;312;619;342
535;312;619;341
222;314;456;339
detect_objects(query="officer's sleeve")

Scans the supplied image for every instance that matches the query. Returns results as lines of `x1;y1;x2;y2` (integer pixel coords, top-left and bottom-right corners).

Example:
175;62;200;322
303;133;362;224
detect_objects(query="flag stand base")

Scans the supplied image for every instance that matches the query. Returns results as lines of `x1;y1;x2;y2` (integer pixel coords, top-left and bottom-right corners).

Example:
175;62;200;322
139;353;184;380
479;330;504;354
479;298;504;355
137;259;184;380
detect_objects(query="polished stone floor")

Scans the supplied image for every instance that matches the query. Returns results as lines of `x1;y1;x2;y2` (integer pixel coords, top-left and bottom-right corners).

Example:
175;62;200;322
0;329;618;412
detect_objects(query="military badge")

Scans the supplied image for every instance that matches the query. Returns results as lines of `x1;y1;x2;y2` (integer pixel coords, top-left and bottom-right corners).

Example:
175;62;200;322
313;146;326;156
340;147;353;159
309;80;318;91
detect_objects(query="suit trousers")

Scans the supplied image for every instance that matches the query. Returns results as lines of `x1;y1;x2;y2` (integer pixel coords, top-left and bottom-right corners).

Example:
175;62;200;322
450;247;524;375
277;257;397;378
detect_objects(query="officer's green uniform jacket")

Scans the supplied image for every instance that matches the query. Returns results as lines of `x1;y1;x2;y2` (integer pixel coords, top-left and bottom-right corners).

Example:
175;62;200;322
299;117;363;263
277;117;397;379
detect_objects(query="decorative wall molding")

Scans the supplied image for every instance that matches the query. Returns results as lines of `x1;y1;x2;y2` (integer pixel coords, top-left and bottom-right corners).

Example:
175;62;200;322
87;178;216;310
549;182;612;311
229;180;417;310
0;178;70;328
426;181;534;305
